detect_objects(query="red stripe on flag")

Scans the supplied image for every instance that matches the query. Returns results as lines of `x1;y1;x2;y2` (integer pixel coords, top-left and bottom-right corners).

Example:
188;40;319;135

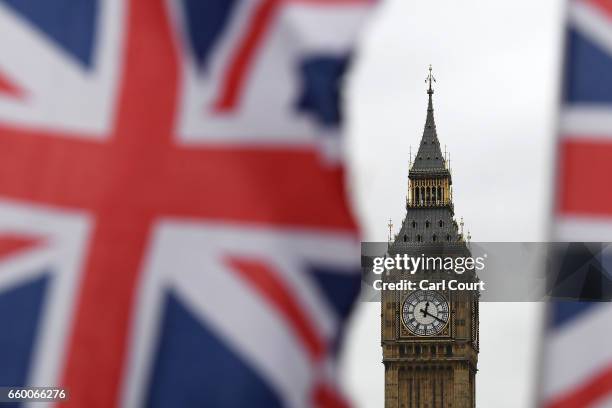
60;0;180;405
545;363;612;408
0;71;23;98
0;235;41;258
556;138;612;216
226;257;326;361
584;0;612;19
312;382;350;408
213;0;280;112
0;124;358;230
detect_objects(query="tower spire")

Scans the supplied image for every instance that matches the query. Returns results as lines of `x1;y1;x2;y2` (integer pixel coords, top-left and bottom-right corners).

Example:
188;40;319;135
411;65;446;173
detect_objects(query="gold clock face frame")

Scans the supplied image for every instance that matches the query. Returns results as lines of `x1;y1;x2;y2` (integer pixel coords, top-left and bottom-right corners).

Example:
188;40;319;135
401;290;450;336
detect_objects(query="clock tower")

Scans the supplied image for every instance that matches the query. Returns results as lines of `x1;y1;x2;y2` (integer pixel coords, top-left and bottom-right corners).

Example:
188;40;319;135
381;67;479;408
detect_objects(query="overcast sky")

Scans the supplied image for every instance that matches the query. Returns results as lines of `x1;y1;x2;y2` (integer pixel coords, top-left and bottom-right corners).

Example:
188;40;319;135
339;1;565;406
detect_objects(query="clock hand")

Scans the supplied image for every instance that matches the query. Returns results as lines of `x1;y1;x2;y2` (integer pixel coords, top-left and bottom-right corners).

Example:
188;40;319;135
420;302;430;318
419;302;430;318
423;309;447;324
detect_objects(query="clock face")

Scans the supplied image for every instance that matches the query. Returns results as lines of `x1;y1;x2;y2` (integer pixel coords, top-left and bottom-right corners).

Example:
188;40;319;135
402;290;450;336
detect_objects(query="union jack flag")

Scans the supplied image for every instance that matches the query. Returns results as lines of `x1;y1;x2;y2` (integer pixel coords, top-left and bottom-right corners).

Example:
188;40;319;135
0;0;373;407
543;0;612;407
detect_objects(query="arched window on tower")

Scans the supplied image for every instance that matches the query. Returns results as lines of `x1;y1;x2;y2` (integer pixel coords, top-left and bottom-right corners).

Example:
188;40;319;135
415;187;420;204
437;186;442;203
417;235;422;242
403;235;407;242
439;220;444;228
426;221;430;228
412;221;417;228
432;234;437;242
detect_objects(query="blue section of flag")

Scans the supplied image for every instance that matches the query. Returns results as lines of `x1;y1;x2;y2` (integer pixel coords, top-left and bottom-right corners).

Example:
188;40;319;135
146;292;282;408
548;301;599;329
296;55;351;128
309;265;360;320
564;28;612;104
1;0;98;67
180;0;239;71
308;265;360;355
0;274;49;390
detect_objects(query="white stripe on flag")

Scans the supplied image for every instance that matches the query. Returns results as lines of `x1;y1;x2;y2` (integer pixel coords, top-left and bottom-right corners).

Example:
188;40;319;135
560;107;612;139
542;303;612;401
554;215;612;241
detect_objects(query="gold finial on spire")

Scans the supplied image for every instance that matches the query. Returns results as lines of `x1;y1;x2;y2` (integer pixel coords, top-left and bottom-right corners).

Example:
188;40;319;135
387;218;393;243
425;64;436;94
460;216;465;238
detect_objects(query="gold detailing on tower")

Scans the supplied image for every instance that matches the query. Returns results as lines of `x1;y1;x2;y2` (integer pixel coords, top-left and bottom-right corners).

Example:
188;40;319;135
407;178;451;207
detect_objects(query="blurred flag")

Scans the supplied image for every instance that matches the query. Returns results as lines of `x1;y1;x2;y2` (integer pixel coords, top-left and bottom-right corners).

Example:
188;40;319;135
0;0;373;407
542;0;612;407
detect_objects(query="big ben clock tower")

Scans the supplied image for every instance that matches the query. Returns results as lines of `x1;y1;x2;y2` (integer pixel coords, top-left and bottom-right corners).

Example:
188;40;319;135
381;67;479;408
